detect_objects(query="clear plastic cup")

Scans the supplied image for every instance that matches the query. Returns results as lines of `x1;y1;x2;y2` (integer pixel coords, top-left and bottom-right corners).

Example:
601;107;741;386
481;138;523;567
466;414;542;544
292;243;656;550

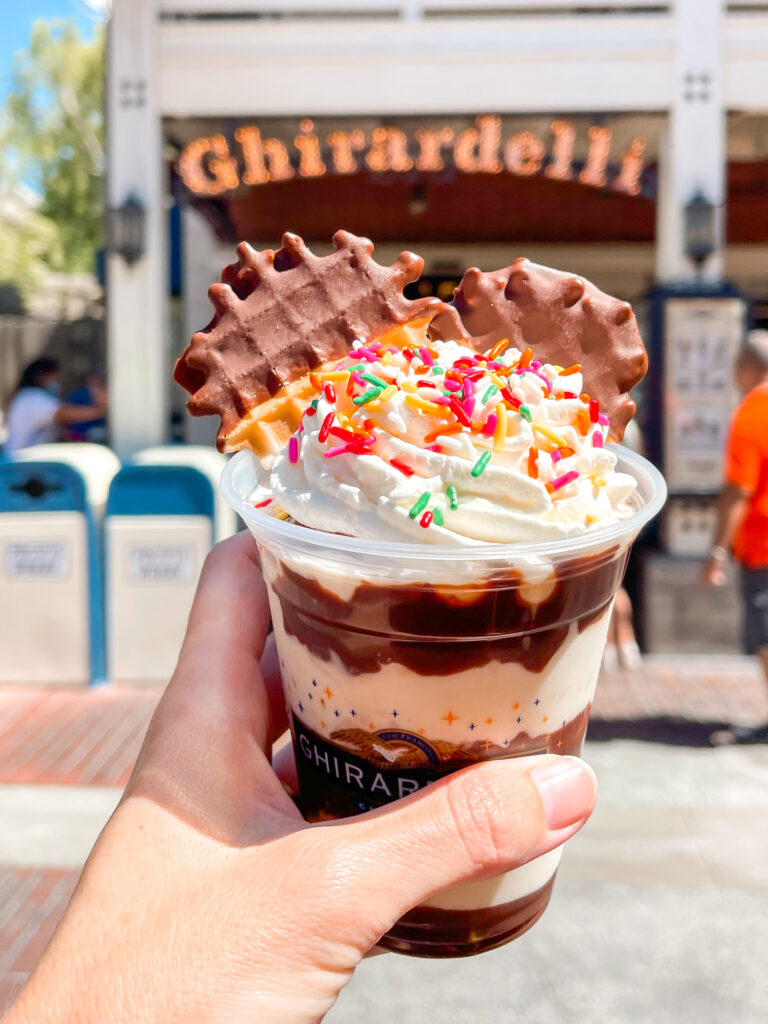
221;447;665;958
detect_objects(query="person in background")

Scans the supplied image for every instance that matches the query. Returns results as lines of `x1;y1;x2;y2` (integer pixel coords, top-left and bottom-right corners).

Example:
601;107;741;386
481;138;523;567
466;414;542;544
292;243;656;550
704;330;768;744
63;369;108;443
3;357;107;456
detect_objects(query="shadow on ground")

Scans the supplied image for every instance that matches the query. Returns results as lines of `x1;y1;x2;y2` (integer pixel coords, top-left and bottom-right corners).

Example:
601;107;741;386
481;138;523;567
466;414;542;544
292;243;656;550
586;717;728;747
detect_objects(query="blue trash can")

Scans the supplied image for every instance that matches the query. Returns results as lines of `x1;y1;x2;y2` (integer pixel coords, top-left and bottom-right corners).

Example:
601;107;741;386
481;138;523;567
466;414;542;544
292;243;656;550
0;458;106;686
104;463;216;686
133;446;236;542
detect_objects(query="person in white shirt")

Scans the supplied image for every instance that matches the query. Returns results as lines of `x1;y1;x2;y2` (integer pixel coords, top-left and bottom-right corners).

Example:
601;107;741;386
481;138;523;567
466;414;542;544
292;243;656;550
4;357;108;455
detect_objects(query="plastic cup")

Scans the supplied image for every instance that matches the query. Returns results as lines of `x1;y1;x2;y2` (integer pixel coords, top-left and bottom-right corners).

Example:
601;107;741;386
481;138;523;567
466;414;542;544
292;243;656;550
221;447;665;958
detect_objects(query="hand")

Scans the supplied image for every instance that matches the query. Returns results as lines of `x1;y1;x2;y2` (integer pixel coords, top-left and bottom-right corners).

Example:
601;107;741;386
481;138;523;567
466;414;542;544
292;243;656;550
702;554;727;587
7;533;597;1024
90;383;108;413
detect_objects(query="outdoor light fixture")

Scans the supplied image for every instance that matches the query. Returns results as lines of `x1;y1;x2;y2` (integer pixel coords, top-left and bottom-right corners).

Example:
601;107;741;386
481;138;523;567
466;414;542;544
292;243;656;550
108;194;146;266
684;190;716;269
408;183;429;217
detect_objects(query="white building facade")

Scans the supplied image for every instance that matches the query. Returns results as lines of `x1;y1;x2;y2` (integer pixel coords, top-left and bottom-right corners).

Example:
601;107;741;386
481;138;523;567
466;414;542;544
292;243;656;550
107;0;768;458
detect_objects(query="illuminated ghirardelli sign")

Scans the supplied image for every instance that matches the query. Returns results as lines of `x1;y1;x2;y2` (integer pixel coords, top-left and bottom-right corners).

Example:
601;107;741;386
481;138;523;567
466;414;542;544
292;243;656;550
178;115;646;197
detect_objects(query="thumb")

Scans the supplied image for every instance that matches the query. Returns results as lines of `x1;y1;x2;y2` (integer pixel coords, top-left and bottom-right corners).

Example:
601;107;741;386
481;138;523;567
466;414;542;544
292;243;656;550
310;754;596;950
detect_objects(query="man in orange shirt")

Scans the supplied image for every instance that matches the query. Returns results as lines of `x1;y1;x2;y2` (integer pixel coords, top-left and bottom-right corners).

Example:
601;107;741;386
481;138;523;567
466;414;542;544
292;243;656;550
705;330;768;743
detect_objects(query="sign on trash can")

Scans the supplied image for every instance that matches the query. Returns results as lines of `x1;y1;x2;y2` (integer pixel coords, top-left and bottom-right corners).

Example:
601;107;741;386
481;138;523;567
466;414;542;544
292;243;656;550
105;448;234;686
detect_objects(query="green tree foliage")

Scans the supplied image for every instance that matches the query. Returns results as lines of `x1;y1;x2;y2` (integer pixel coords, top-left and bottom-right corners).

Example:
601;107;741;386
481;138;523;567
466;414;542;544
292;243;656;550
2;19;104;275
0;186;64;306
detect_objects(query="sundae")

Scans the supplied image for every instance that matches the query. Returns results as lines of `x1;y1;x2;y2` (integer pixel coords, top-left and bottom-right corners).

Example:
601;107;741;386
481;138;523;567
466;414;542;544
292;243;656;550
176;231;665;957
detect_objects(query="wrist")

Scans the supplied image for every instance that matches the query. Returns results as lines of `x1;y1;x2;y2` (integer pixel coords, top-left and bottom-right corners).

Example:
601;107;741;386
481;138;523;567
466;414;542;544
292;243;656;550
709;545;728;562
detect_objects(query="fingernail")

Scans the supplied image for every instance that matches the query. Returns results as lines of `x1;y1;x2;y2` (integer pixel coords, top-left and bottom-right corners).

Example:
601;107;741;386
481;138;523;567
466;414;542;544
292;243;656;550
530;756;596;831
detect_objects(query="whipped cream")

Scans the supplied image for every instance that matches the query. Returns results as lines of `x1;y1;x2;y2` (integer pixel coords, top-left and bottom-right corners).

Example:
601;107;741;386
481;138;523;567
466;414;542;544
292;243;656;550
250;335;638;544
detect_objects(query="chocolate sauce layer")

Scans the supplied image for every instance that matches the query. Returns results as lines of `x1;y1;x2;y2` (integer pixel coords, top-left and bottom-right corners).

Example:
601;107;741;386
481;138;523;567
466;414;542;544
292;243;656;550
273;546;626;676
379;876;556;958
295;706;590;822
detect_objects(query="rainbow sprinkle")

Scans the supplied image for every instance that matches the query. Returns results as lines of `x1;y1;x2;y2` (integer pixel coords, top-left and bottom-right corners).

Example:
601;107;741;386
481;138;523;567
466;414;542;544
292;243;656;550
492;404;507;452
446;485;459;510
288;436;299;464
471;450;492;477
409;492;431;519
353;387;384;406
547;470;579;493
482;413;498;438
487;337;510;361
318;411;334;443
390;458;415;477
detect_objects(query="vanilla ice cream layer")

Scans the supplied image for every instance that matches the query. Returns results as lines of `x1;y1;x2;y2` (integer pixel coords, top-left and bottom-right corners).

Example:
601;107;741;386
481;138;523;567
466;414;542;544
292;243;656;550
420;847;563;911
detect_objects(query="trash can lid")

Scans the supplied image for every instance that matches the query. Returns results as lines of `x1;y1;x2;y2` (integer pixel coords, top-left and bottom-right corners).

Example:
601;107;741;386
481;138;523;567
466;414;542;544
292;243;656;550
105;464;215;519
0;460;88;513
13;444;120;516
133;445;236;542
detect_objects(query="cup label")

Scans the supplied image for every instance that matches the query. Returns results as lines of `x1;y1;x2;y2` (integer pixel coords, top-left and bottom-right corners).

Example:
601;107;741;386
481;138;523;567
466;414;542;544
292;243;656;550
293;714;449;809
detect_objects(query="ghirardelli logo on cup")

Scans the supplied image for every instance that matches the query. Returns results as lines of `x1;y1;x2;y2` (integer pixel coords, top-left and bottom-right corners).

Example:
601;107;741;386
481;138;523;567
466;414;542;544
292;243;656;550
292;713;551;817
293;715;450;806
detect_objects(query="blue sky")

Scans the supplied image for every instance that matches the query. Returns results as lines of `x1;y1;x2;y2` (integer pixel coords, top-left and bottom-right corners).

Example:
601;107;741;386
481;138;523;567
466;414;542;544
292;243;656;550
1;0;105;102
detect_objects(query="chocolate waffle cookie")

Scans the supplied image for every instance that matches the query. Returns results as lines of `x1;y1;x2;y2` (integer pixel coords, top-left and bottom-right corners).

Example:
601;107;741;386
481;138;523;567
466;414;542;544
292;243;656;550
431;257;647;441
174;230;464;456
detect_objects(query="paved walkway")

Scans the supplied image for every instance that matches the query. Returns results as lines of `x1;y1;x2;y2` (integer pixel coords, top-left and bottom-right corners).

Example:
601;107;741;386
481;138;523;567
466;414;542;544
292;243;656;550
0;657;767;1018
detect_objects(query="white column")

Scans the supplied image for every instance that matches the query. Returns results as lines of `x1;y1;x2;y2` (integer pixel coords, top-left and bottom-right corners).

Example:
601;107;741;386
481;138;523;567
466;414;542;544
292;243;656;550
107;0;167;459
181;206;226;447
656;0;725;284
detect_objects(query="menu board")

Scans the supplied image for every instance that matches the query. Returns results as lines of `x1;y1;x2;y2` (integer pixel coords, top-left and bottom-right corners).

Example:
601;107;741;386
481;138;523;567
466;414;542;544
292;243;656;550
663;297;745;493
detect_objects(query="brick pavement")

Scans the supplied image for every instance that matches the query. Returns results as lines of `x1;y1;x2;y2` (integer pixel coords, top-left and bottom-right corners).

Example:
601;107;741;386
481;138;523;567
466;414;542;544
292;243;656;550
0;688;159;787
0;868;79;1012
0;656;766;1014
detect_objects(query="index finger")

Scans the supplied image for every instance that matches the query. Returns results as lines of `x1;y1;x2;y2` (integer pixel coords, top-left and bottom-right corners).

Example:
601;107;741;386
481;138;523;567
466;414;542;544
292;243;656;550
183;530;270;660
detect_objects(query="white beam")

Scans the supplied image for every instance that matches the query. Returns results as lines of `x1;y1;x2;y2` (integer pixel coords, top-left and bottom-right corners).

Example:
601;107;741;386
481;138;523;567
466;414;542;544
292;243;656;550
723;13;768;107
158;16;676;116
159;1;673;13
656;0;725;283
107;0;167;459
181;207;223;447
